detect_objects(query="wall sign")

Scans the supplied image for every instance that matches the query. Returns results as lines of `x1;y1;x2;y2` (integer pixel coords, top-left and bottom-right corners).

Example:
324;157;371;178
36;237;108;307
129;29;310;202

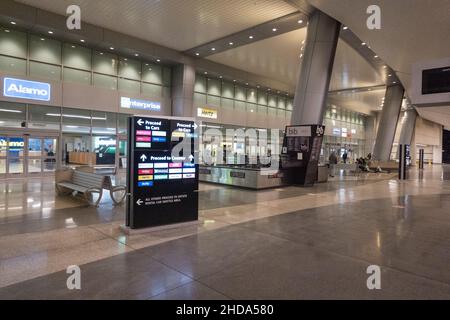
3;77;51;102
121;97;161;111
126;116;198;229
197;107;218;119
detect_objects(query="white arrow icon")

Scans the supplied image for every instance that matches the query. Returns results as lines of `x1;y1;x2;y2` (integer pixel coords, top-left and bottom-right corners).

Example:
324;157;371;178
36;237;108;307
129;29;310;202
136;199;143;206
137;119;144;126
193;123;198;130
140;154;147;162
188;154;194;161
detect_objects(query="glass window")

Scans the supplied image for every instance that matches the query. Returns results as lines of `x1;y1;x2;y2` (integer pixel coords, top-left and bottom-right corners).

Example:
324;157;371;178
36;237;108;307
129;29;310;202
257;91;267;105
118;78;140;94
63;43;91;70
235;86;246;101
62;108;91;133
0;102;26;128
194;74;206;93
268;95;277;108
277;97;286;109
142;82;162;97
93;51;118;75
194;92;206;107
247;89;257;103
93;135;117;165
118;114;129;135
118;58;141;80
222;82;234;99
93;73;117;90
0;56;26;75
29;35;61;65
268;107;277;116
92;111;117;135
64;68;91;85
286;99;293;110
207;78;221;96
207;95;220;107
162;87;171;98
221;98;234;110
235;100;246;112
30;62;61;81
246;103;257;113
277;109;286;117
162;67;171;87
0;27;27;58
258;105;267;114
286;111;292;120
28;105;61;130
142;63;162;84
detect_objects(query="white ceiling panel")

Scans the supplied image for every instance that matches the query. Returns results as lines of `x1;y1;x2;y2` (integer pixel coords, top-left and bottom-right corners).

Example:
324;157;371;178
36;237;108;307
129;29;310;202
15;0;298;50
207;29;385;91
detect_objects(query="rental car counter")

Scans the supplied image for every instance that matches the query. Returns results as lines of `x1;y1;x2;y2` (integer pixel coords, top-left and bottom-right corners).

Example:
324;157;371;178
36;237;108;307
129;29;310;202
199;164;328;189
199;164;286;190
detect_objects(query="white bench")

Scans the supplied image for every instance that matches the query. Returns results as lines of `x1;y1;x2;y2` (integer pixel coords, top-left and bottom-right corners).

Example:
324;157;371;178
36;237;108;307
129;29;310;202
56;170;106;206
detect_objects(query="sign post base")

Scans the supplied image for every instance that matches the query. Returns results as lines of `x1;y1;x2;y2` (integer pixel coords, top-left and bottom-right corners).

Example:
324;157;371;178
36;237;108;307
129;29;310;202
120;220;200;235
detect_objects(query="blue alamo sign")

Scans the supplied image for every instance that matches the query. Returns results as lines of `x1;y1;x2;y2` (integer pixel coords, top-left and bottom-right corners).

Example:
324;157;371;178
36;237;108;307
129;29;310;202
3;77;51;102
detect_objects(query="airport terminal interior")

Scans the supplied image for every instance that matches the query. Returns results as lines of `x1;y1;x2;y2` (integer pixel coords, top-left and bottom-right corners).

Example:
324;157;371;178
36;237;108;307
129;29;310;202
0;0;450;300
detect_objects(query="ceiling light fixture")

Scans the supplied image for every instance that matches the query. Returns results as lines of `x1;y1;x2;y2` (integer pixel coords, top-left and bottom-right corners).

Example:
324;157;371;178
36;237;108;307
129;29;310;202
388;74;392;77
211;47;216;51
374;55;379;58
156;59;161;62
298;19;303;24
80;39;85;43
110;47;114;50
249;35;254;39
195;52;200;56
204;72;208;75
272;28;277;32
343;26;348;30
48;31;54;34
135;53;139;57
362;42;366;46
10;21;16;25
5;30;10;33
229;42;234;46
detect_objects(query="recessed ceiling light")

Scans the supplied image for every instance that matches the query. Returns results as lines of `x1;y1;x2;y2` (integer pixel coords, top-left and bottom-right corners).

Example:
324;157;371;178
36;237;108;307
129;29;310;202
48;31;53;34
393;81;397;84
268;88;271;91
229;42;234;46
80;39;85;43
374;55;379;58
10;21;16;25
343;26;348;30
135;53;139;57
219;76;223;79
388;74;392;77
233;80;236;82
298;19;303;24
4;30;10;33
99;52;104;55
211;47;216;51
272;28;277;32
156;59;161;62
361;42;366;46
195;52;200;56
204;72;208;75
124;58;127;61
71;45;75;48
110;47;114;50
249;35;254;39
40;38;45;41
246;83;249;85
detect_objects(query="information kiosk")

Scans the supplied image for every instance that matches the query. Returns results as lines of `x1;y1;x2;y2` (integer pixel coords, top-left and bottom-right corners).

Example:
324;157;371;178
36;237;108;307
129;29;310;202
126;116;199;229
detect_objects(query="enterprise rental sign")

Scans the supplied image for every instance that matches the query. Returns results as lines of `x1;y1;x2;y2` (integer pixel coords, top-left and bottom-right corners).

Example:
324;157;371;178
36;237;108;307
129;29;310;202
121;97;161;111
3;77;51;102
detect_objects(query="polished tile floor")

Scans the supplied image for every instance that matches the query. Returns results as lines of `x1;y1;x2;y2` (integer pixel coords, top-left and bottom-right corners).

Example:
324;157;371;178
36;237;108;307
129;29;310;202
0;166;450;299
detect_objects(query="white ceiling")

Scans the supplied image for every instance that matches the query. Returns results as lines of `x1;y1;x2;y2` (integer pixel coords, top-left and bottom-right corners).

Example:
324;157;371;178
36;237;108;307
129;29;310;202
207;28;386;91
328;89;385;115
307;0;450;101
416;106;450;128
15;0;298;51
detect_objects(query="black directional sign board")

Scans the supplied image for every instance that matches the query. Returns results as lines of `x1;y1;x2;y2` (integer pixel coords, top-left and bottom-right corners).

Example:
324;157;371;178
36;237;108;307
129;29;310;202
126;116;199;229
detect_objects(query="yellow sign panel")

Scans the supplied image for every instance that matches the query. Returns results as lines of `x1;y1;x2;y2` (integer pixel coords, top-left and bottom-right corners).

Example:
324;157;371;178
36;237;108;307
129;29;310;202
138;175;154;181
197;107;218;119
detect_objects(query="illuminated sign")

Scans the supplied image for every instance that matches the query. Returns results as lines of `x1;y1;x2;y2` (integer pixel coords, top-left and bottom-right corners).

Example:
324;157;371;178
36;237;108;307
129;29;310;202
197;107;218;119
120;97;161;111
126;116;198;229
3;78;51;101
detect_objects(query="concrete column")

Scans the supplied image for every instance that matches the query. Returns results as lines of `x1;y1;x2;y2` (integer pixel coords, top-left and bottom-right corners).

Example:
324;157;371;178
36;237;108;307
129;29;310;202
171;63;196;118
291;10;341;125
398;108;418;146
373;84;405;161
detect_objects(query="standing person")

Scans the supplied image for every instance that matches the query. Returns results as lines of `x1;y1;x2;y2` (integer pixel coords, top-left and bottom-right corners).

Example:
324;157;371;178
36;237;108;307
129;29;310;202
342;151;348;164
329;152;338;177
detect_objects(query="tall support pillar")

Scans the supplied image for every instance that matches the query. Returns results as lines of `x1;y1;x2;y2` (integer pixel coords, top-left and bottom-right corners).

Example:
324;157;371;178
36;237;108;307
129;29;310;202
291;10;341;125
396;108;418;160
172;63;196;118
373;84;405;161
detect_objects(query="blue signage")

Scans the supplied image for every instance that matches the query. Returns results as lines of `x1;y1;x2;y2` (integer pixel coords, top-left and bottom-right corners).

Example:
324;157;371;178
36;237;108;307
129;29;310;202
3;77;51;102
120;97;161;111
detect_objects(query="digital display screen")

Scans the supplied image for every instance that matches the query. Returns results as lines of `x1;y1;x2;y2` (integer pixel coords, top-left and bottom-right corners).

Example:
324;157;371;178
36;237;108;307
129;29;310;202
422;66;450;95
